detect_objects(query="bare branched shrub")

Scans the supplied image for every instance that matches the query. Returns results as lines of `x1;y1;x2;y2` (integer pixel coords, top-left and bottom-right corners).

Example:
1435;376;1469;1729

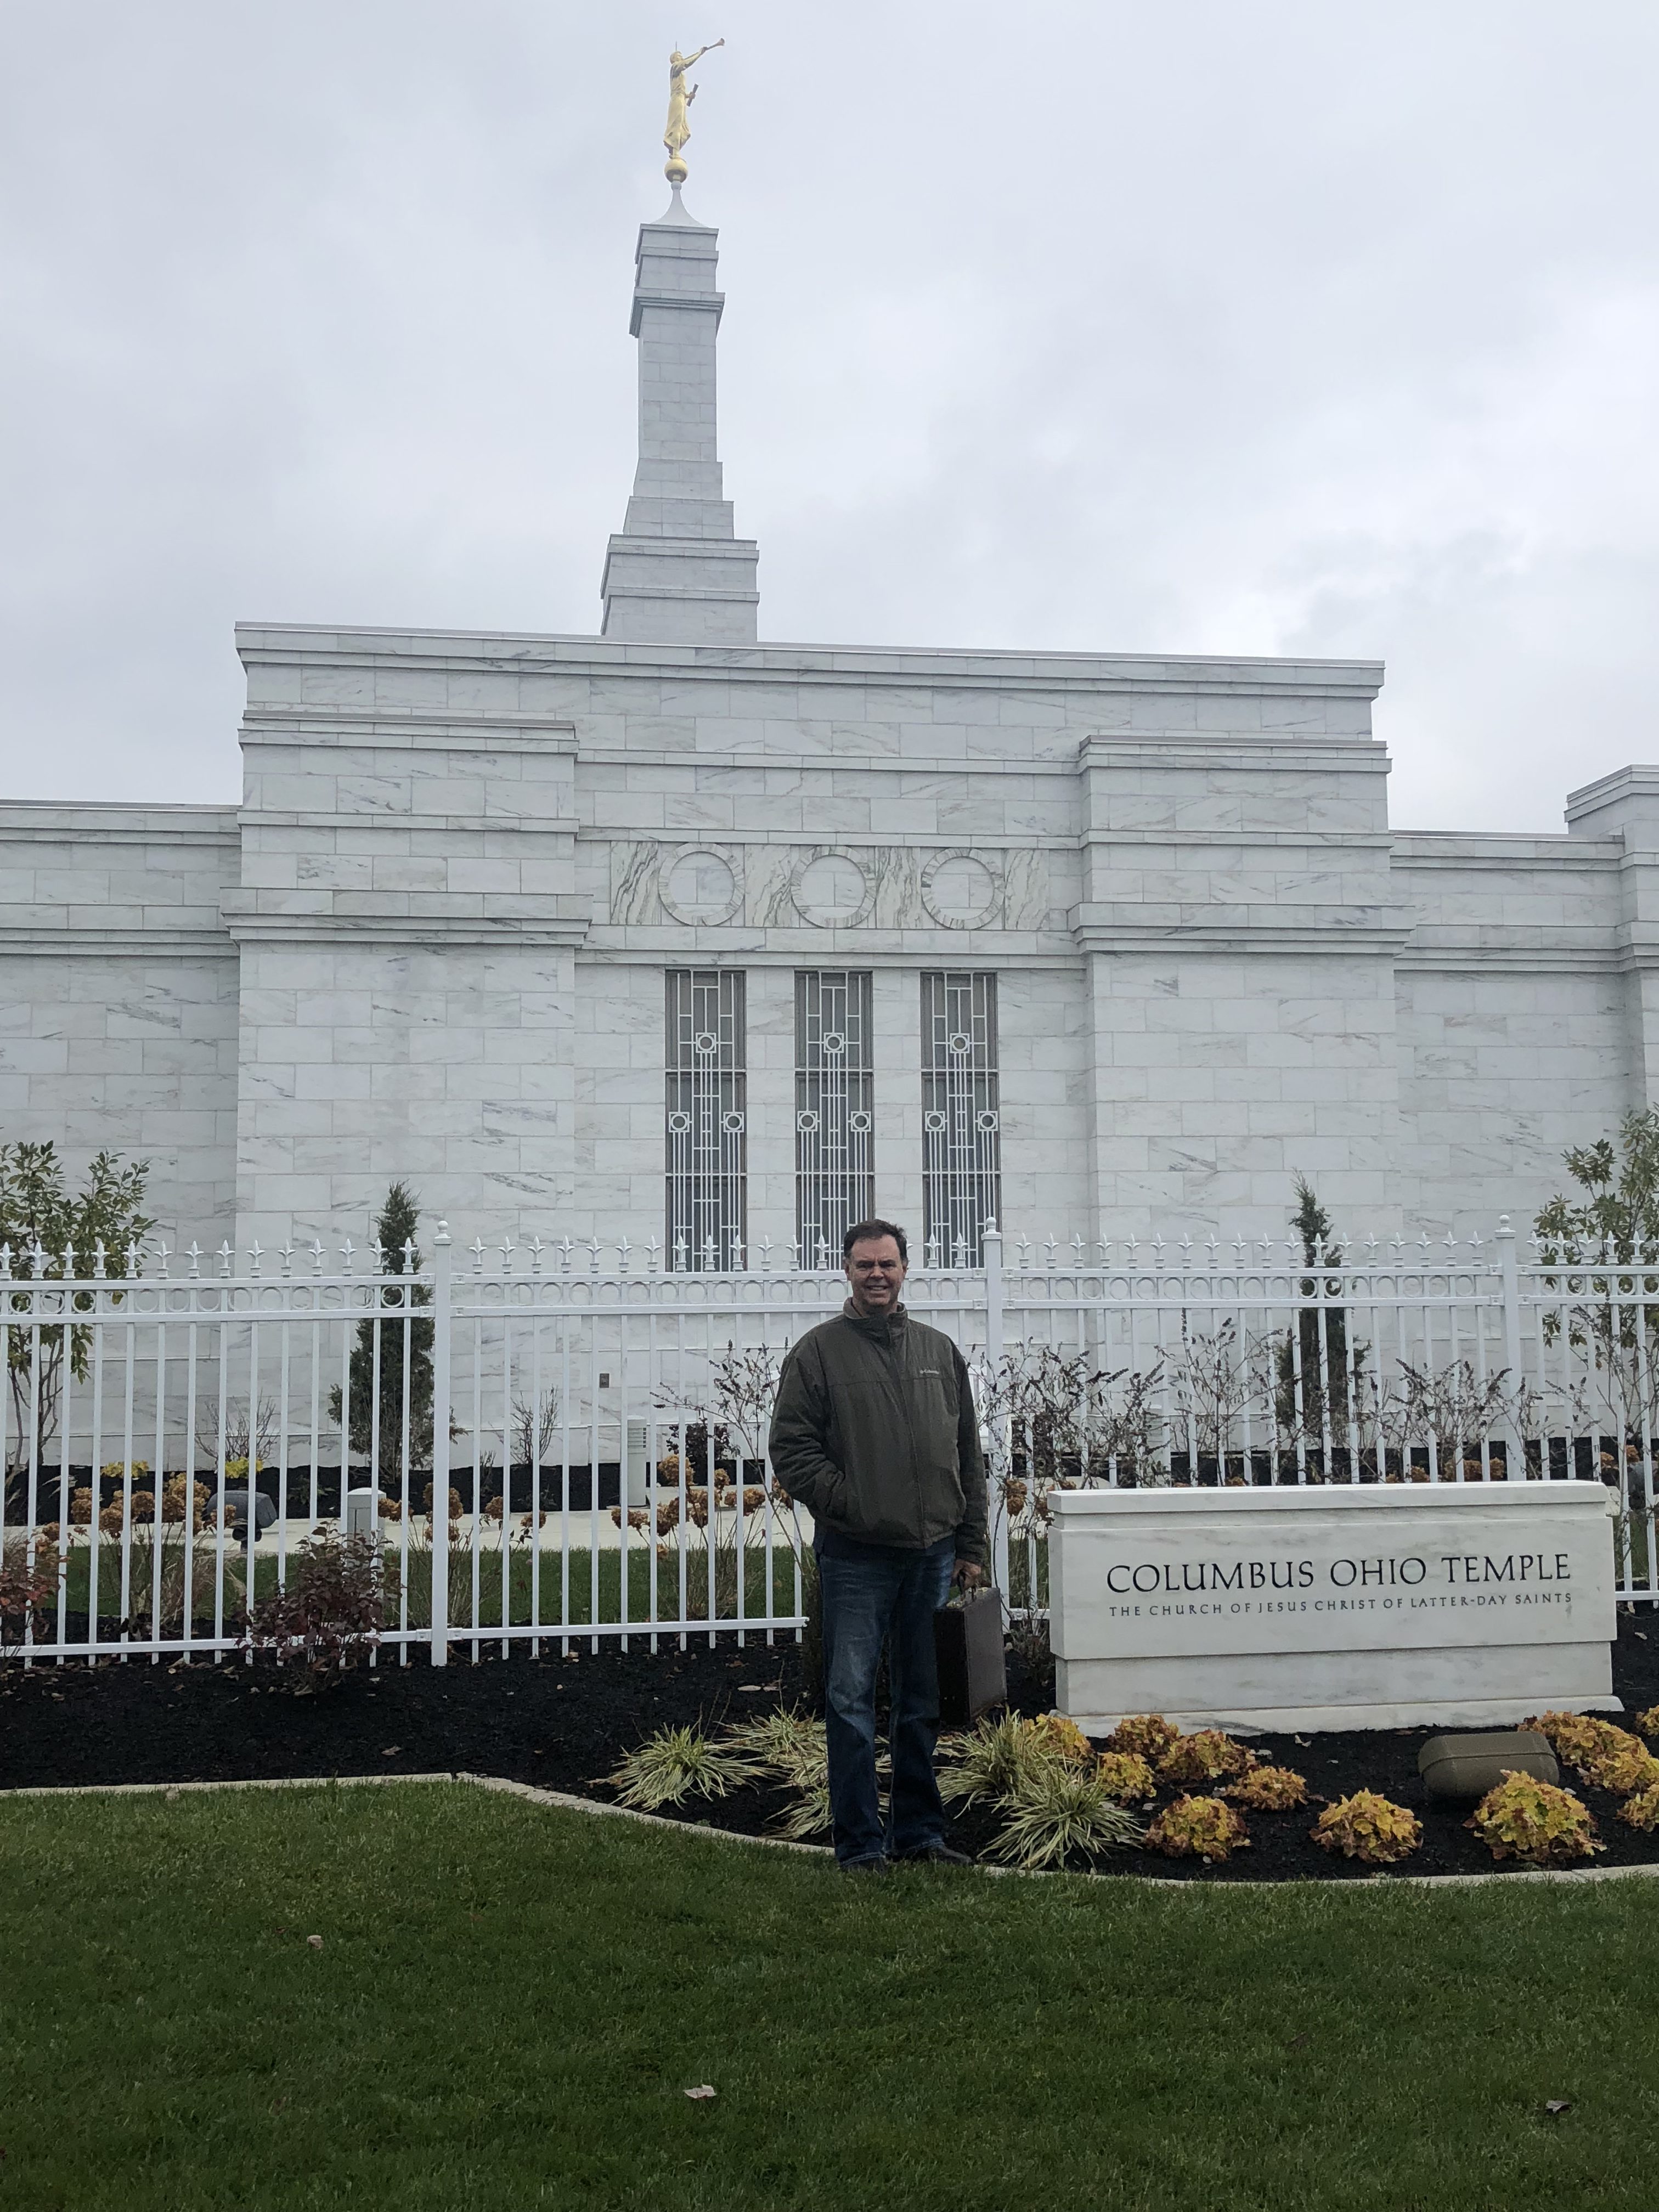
245;1530;385;1689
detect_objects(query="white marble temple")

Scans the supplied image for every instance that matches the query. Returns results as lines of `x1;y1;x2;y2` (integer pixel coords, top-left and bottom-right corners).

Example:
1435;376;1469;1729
4;185;1659;1251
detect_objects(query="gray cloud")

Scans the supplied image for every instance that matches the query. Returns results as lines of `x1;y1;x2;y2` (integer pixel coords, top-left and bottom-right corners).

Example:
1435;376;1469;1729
1;0;1655;828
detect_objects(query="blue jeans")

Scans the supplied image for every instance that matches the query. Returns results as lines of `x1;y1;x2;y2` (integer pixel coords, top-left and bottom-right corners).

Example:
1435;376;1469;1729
817;1532;957;1865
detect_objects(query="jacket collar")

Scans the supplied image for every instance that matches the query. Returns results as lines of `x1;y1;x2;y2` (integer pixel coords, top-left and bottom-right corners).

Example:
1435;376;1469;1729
840;1297;909;1344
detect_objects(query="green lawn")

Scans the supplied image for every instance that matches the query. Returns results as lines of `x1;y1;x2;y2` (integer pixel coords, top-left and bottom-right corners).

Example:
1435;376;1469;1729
54;1541;805;1632
2;1785;1657;2209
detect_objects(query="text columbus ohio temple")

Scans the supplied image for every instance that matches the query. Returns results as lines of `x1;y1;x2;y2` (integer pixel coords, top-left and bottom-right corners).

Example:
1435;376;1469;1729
2;148;1656;1261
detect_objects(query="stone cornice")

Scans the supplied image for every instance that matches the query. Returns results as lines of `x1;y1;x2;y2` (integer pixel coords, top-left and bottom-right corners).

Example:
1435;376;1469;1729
0;926;234;958
1395;924;1659;975
1079;735;1389;772
235;624;1385;701
245;812;580;837
1070;902;1414;957
239;709;578;753
1391;834;1623;870
0;804;238;844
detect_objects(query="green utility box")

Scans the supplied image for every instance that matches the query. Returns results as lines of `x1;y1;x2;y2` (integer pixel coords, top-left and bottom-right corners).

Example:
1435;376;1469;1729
1417;1730;1559;1804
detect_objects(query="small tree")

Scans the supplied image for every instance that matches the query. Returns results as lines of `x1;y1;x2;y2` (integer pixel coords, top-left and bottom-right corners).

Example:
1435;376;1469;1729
1275;1176;1359;1451
1536;1110;1659;1499
328;1183;433;1489
0;1143;153;1476
1537;1110;1659;1259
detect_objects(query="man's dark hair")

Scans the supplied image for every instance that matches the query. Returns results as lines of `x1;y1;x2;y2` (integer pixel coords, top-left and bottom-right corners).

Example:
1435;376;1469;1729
843;1218;908;1263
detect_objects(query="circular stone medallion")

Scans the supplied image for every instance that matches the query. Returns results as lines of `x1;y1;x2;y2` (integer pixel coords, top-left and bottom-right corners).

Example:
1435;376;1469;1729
658;847;742;927
921;851;1001;929
791;850;873;929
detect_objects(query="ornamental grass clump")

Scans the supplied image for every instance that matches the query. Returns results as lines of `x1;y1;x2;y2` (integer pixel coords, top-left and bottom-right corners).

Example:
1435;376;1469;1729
1156;1728;1255;1785
722;1709;868;1841
1145;1795;1250;1861
607;1724;755;1812
1104;1714;1179;1763
990;1766;1144;1872
1467;1773;1602;1865
1095;1751;1156;1804
938;1714;1070;1809
1311;1791;1421;1864
1224;1764;1311;1813
725;1707;821;1784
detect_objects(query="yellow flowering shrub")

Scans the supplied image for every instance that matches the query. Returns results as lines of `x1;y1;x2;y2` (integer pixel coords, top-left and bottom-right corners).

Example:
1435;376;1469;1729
1157;1728;1255;1784
1030;1713;1096;1768
1094;1751;1156;1803
1105;1714;1180;1763
1526;1712;1658;1793
1587;1739;1659;1797
1311;1791;1421;1864
1145;1794;1250;1861
1224;1764;1310;1812
1618;1781;1659;1831
1525;1710;1626;1775
1467;1773;1602;1864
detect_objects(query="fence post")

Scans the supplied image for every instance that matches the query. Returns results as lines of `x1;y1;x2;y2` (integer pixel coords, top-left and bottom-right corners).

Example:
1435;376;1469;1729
982;1220;1011;1600
1497;1215;1526;1480
430;1222;452;1666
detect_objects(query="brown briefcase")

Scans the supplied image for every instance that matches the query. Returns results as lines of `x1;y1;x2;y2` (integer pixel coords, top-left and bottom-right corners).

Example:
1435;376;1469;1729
934;1587;1008;1728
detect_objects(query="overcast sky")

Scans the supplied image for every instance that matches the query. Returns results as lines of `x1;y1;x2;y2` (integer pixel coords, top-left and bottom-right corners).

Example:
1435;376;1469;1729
2;1;1655;829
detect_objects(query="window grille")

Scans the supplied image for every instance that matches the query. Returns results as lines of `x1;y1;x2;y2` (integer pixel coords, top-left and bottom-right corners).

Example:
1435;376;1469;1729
921;970;1001;1266
795;970;874;1267
665;970;747;1269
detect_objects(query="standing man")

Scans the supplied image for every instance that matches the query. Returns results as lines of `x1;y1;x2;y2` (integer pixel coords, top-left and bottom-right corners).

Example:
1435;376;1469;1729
769;1218;988;1872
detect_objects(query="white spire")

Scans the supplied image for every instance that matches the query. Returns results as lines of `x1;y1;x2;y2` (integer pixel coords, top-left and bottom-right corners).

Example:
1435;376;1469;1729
600;193;760;645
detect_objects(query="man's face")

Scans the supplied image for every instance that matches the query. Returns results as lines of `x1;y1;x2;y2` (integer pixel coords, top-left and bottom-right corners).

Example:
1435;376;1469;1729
845;1234;907;1314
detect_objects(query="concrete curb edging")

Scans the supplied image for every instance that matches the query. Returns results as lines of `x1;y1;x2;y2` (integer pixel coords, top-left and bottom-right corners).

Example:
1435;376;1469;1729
5;1770;1659;1889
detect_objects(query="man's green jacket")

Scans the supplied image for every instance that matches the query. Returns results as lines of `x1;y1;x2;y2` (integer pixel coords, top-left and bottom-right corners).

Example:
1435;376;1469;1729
768;1301;989;1563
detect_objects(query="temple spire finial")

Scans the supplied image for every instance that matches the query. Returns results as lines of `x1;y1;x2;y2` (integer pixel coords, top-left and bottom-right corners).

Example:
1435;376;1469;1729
600;56;759;647
663;40;724;187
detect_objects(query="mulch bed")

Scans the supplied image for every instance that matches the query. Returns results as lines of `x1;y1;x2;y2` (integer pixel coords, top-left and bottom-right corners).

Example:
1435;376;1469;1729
5;1617;1659;1883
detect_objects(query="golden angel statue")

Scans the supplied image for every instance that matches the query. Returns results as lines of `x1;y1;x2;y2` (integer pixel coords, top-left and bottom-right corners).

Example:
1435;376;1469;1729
663;41;724;185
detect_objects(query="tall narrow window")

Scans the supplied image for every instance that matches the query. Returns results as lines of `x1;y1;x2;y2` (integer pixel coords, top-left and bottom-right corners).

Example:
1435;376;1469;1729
921;971;1001;1265
665;970;747;1269
795;970;874;1266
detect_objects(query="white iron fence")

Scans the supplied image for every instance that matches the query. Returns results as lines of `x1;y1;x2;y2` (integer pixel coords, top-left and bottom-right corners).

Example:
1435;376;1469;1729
4;1217;1658;1667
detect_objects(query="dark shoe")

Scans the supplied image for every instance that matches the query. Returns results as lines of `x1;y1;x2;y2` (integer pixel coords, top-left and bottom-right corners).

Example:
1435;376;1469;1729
896;1843;974;1867
839;1854;891;1875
